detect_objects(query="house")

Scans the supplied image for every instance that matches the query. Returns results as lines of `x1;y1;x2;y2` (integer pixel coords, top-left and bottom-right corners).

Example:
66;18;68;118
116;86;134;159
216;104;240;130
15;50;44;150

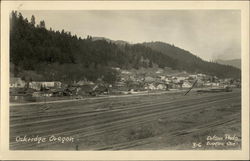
176;76;187;82
196;80;205;87
65;86;81;96
204;82;219;87
211;83;220;87
144;82;166;90
115;81;126;88
145;83;157;90
92;84;109;95
159;76;166;80
156;84;166;90
145;76;155;83
10;77;26;88
29;81;62;90
156;69;163;74
189;75;198;79
172;77;179;84
50;88;65;97
77;80;94;86
112;67;121;71
78;85;95;96
121;70;131;74
169;82;182;89
32;92;52;97
197;73;206;77
182;81;192;88
120;77;126;82
129;75;136;81
163;77;171;83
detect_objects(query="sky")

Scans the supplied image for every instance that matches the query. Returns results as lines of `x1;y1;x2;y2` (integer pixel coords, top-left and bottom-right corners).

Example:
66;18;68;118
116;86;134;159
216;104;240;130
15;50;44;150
19;10;241;61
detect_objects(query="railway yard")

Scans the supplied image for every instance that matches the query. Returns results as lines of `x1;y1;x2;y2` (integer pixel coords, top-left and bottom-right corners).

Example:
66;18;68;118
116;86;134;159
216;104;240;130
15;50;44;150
10;89;241;150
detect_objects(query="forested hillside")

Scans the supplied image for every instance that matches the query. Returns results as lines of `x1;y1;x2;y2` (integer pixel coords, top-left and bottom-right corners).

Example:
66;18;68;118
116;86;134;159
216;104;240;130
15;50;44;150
10;11;241;84
143;42;241;78
215;59;241;69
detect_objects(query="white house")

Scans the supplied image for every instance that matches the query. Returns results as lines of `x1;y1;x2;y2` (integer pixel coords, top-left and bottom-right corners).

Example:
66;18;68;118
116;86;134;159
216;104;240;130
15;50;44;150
145;76;155;83
156;69;163;74
176;76;187;82
189;75;198;79
182;81;192;88
159;76;166;80
77;80;94;86
29;81;62;90
121;70;131;74
145;83;157;90
156;84;166;90
32;92;53;97
10;77;26;88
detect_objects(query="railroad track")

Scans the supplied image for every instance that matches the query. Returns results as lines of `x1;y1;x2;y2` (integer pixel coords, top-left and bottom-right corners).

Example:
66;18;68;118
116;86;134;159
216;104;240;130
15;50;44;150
10;92;238;134
97;114;240;150
10;92;181;122
9;90;225;118
11;91;238;124
10;91;241;150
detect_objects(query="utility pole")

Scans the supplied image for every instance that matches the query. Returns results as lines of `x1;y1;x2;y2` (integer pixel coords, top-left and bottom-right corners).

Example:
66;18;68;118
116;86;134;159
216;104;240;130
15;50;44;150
184;79;198;96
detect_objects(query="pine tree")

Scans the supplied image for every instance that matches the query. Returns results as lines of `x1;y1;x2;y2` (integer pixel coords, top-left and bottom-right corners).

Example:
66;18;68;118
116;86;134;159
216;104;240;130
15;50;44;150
39;20;45;28
31;15;35;26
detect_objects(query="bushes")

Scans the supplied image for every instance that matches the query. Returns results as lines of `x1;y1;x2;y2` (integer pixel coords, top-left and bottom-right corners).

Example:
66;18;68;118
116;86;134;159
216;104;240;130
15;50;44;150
127;125;155;141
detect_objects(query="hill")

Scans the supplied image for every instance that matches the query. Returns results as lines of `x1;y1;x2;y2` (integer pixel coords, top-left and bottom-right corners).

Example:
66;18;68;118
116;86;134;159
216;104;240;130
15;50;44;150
92;37;128;46
10;11;241;84
215;59;241;69
10;11;176;83
143;42;202;63
142;42;241;78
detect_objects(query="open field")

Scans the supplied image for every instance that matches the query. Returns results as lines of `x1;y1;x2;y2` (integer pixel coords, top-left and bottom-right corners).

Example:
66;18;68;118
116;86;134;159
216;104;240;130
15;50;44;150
10;89;241;150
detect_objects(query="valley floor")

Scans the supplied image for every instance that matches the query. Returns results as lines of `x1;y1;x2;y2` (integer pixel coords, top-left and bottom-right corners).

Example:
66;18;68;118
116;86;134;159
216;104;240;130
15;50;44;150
10;89;241;150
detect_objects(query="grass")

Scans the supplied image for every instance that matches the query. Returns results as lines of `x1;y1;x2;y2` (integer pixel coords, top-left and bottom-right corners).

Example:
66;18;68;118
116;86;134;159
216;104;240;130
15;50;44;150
10;90;241;150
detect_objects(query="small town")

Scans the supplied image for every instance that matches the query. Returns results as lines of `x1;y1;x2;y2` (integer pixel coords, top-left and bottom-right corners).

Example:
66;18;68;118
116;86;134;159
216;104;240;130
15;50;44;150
8;9;242;151
10;67;241;103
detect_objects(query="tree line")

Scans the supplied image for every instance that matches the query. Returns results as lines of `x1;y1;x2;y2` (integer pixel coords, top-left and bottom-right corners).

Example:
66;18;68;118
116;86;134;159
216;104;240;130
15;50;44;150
10;11;241;84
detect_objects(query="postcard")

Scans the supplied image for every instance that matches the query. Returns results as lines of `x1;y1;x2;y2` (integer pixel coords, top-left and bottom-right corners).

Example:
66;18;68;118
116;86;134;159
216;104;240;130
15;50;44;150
1;1;249;160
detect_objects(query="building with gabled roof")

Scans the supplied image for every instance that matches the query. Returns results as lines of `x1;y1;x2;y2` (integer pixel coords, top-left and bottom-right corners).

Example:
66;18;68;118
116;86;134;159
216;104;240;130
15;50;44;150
10;77;26;88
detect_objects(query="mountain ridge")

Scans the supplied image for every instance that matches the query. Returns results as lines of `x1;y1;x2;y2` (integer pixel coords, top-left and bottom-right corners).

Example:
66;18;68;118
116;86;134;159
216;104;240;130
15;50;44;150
92;36;129;46
215;59;241;69
10;11;241;84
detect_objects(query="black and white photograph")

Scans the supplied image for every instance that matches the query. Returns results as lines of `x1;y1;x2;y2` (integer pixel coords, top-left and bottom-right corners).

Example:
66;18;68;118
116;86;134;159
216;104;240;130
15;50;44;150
1;1;249;160
8;9;243;151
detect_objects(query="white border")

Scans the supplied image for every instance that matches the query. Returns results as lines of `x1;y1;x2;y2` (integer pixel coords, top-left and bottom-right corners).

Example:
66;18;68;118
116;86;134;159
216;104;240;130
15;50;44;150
1;1;249;160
